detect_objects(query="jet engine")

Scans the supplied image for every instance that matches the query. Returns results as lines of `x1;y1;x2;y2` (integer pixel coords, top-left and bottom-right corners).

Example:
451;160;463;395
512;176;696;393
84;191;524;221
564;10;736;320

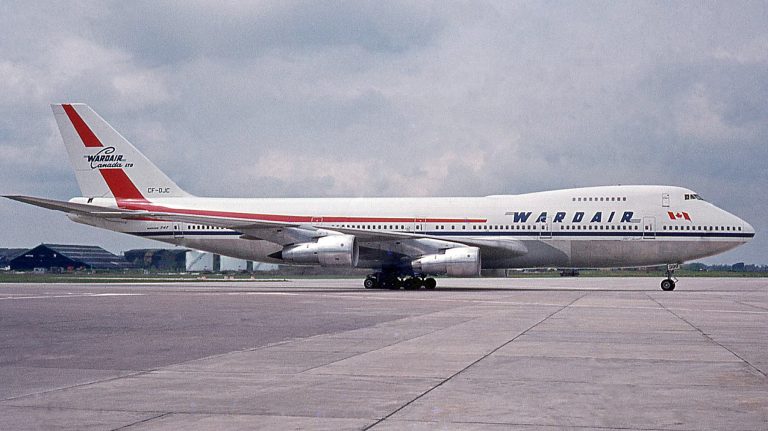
411;246;481;277
278;235;359;267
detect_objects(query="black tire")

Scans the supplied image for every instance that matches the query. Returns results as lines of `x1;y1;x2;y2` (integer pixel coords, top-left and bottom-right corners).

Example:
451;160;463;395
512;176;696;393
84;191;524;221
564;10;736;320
363;278;377;289
425;277;437;289
382;276;400;290
661;279;675;291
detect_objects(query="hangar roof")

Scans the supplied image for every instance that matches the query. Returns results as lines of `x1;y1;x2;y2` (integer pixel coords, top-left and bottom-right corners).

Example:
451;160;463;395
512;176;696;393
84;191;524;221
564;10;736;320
11;244;133;270
43;244;133;269
0;248;27;265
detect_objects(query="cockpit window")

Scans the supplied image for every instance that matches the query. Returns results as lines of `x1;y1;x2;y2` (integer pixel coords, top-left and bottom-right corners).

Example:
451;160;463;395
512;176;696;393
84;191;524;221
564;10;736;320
684;193;705;201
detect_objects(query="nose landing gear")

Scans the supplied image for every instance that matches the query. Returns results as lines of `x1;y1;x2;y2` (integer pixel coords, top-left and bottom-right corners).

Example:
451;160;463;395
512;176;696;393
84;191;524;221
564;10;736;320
661;264;678;291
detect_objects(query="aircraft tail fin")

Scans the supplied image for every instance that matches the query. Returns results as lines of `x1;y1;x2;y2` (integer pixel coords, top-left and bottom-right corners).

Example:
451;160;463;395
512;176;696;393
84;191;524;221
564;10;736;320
51;103;191;200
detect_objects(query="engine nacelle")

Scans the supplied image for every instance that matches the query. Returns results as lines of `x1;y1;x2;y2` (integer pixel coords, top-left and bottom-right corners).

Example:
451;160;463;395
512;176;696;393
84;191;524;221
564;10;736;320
411;247;481;277
280;235;359;267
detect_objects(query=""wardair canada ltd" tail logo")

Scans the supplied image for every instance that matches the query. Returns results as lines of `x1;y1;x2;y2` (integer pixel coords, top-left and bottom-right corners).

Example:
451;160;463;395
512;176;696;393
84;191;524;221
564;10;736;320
84;147;133;169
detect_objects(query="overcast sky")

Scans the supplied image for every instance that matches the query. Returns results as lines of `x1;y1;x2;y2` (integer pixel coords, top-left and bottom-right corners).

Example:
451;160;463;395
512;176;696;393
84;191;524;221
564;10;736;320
1;1;766;263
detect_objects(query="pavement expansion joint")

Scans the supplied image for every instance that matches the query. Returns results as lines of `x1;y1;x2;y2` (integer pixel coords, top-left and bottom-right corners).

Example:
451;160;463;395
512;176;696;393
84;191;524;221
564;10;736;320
109;412;172;431
298;314;481;374
0;370;152;403
734;300;768;312
645;293;768;378
362;293;588;430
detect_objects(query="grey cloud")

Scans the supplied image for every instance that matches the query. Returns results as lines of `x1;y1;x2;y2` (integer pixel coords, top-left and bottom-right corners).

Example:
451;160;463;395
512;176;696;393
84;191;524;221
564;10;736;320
95;1;445;66
0;1;765;262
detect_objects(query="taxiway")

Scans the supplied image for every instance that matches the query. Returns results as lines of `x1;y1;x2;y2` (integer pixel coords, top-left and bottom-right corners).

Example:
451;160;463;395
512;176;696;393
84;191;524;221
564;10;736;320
0;278;766;430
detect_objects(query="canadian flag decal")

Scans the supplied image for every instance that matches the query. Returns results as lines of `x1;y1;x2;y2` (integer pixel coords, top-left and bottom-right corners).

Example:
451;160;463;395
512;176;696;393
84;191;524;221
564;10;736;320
668;211;691;221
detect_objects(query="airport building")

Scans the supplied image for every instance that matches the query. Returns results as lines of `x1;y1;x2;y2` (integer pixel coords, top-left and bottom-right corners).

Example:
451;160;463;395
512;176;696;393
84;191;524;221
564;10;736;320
123;248;274;273
8;244;133;272
184;250;273;272
124;249;188;272
0;248;26;269
3;244;276;274
186;250;219;272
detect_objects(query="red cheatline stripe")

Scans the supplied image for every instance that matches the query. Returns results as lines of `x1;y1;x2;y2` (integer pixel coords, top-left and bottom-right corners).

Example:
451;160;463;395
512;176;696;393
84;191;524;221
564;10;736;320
99;169;147;201
62;104;103;148
114;200;486;224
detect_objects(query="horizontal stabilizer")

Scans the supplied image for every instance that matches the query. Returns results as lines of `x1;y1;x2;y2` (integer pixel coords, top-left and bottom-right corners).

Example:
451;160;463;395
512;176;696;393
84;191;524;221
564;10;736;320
3;195;138;217
3;195;300;231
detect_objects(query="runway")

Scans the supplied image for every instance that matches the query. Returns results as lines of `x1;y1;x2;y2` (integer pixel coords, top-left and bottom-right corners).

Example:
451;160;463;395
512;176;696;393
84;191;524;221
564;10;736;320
0;277;766;430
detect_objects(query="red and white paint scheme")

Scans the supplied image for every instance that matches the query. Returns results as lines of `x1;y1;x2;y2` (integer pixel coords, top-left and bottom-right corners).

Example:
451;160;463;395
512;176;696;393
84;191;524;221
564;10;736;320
6;104;755;290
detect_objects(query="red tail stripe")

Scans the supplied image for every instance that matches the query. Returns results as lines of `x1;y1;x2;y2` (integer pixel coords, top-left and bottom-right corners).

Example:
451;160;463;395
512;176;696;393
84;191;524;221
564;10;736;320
99;169;147;201
62;104;103;148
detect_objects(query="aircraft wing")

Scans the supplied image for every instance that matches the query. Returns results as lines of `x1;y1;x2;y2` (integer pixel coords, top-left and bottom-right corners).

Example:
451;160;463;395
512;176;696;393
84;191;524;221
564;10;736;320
143;215;526;256
4;195;527;256
315;226;528;256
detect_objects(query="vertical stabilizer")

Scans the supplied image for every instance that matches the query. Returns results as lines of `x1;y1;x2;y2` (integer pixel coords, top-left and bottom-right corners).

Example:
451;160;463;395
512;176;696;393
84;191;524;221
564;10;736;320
52;103;190;200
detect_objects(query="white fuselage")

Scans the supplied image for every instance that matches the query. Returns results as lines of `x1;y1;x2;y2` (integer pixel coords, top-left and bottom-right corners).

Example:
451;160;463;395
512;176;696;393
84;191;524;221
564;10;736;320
70;185;754;270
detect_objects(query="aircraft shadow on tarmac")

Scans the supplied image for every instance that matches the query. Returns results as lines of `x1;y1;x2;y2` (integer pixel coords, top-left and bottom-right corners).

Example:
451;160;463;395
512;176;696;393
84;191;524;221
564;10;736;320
208;286;669;294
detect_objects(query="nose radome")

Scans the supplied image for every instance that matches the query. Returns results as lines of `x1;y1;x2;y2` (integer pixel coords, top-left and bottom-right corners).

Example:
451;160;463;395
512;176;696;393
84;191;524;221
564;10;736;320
743;219;755;235
732;213;755;236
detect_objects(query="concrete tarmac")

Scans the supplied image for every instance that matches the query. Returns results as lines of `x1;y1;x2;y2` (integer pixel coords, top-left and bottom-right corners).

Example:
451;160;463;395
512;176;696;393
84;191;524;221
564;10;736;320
0;277;766;430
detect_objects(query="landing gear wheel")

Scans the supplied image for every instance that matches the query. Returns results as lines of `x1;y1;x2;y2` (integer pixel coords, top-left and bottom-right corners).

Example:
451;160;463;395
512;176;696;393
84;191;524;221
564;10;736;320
424;277;437;290
403;278;417;290
383;276;401;290
363;277;377;289
660;264;678;291
661;279;675;291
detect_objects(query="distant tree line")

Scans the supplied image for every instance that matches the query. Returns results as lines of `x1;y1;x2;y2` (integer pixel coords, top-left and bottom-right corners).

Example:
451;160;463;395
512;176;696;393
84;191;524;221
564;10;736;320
683;262;768;273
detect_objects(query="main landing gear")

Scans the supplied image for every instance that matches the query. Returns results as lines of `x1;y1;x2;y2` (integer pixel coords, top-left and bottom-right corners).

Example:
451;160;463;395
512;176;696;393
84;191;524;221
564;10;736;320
661;264;678;291
363;272;436;290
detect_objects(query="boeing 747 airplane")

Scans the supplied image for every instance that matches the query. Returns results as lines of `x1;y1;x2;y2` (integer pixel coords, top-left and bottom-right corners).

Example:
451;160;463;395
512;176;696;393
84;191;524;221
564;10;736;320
5;104;755;290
